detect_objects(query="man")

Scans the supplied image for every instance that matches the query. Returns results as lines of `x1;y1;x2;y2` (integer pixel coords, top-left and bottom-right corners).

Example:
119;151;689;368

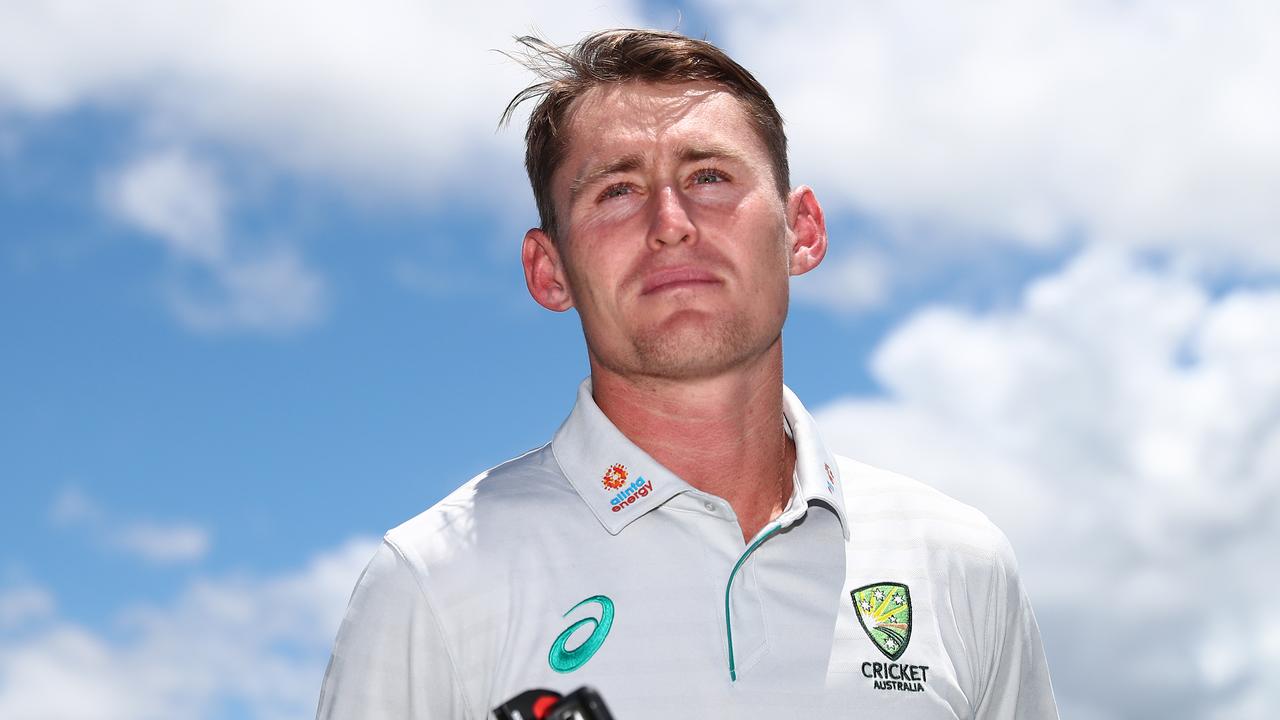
317;29;1057;719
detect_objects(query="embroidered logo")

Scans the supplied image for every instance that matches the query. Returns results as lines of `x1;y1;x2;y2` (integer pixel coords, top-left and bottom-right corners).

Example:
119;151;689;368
548;595;614;673
825;463;836;493
602;463;628;491
609;475;653;512
852;582;929;693
852;582;912;660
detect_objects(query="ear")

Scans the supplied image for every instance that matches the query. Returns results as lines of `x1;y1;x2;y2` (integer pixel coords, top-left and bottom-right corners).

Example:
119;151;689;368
522;228;575;312
784;185;828;277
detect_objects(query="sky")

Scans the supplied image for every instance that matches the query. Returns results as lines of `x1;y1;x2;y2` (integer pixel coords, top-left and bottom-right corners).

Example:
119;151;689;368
1;0;1278;718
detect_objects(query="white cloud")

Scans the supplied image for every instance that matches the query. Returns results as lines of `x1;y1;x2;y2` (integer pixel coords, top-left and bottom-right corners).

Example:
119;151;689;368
165;244;328;335
0;586;55;631
709;0;1280;270
1;3;651;324
50;487;213;566
105;148;327;334
110;148;227;263
792;245;891;314
111;523;211;565
0;0;645;203
815;247;1280;718
0;538;377;720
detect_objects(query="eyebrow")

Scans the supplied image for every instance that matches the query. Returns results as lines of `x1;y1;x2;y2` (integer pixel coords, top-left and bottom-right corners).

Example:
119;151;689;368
677;143;746;166
568;144;748;201
569;153;645;201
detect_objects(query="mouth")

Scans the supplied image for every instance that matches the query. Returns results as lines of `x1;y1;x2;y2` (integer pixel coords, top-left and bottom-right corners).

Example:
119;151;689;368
640;266;722;295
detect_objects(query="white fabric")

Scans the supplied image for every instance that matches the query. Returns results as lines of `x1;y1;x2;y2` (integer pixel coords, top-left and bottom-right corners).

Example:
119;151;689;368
317;380;1058;719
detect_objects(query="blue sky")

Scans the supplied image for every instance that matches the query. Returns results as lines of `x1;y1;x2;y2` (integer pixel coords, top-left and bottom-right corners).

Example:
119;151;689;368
2;1;1279;718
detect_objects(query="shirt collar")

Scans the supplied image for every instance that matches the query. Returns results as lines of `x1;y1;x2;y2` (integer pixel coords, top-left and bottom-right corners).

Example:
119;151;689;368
551;379;691;535
781;384;851;540
551;378;849;539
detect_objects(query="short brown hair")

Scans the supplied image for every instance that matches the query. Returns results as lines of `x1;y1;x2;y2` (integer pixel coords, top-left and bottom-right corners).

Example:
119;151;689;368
500;29;790;243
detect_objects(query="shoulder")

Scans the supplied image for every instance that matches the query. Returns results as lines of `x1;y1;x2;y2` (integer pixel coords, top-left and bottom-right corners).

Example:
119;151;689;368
321;449;576;720
834;454;1019;572
382;443;586;580
832;460;1055;713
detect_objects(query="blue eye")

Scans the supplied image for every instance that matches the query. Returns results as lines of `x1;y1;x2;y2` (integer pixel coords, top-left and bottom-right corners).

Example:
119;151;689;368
692;169;727;185
600;183;632;200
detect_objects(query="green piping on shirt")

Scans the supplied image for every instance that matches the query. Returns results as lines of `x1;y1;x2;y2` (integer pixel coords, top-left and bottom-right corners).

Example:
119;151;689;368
725;521;782;682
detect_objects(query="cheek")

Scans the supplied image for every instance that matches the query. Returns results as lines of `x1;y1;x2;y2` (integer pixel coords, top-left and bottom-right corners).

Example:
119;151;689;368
731;210;789;272
688;183;747;213
561;243;625;316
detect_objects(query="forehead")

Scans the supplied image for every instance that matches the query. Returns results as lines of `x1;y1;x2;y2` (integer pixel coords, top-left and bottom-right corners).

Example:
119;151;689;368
557;81;767;177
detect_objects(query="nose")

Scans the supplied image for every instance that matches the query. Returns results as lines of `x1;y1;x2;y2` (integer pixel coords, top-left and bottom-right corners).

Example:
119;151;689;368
647;185;696;250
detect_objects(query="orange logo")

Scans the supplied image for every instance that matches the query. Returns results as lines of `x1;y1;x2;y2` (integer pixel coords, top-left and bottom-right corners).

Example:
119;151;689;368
602;463;628;490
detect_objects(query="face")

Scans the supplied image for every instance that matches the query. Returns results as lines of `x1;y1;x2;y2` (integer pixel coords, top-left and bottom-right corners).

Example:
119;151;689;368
522;80;826;382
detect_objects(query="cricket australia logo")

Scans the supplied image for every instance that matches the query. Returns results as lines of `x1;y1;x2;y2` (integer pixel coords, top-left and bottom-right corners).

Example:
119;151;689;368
852;581;930;693
852;582;912;659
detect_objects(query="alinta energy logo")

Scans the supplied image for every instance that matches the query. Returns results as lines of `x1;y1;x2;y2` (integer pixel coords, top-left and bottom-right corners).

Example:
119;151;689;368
601;463;653;513
852;582;930;693
602;463;627;490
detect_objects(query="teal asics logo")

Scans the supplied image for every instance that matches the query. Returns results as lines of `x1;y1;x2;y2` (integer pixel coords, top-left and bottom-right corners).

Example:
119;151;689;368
548;595;614;673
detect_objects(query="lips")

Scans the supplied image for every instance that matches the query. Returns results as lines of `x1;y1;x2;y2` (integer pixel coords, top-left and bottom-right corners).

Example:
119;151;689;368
639;266;722;295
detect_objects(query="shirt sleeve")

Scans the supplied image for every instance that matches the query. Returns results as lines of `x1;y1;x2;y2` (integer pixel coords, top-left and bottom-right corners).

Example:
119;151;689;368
973;532;1060;720
316;539;474;719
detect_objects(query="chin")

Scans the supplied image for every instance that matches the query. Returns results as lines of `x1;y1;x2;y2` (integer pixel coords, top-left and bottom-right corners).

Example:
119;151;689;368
628;312;774;380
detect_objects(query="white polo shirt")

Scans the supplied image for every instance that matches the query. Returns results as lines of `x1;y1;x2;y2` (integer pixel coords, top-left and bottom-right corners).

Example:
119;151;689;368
317;380;1058;719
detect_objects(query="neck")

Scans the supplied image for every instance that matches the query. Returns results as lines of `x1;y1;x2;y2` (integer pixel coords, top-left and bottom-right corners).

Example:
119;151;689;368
589;340;794;543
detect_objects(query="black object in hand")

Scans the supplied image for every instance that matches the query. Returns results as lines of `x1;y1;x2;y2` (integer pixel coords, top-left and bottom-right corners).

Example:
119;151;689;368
493;686;615;720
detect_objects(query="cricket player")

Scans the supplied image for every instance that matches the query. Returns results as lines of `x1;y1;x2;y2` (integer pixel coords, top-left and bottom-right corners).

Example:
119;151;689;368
317;28;1058;719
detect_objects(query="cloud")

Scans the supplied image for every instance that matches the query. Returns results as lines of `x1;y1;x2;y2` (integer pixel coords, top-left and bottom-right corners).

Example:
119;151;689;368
708;0;1280;270
111;523;212;565
164;244;328;335
814;247;1280;718
110;147;226;263
791;245;891;314
104;148;327;334
50;487;213;566
0;537;377;720
0;586;55;631
0;0;645;203
1;3;651;326
49;486;102;527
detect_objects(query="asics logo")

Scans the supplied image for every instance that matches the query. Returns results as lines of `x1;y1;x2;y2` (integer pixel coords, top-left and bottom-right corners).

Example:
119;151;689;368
547;595;614;673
